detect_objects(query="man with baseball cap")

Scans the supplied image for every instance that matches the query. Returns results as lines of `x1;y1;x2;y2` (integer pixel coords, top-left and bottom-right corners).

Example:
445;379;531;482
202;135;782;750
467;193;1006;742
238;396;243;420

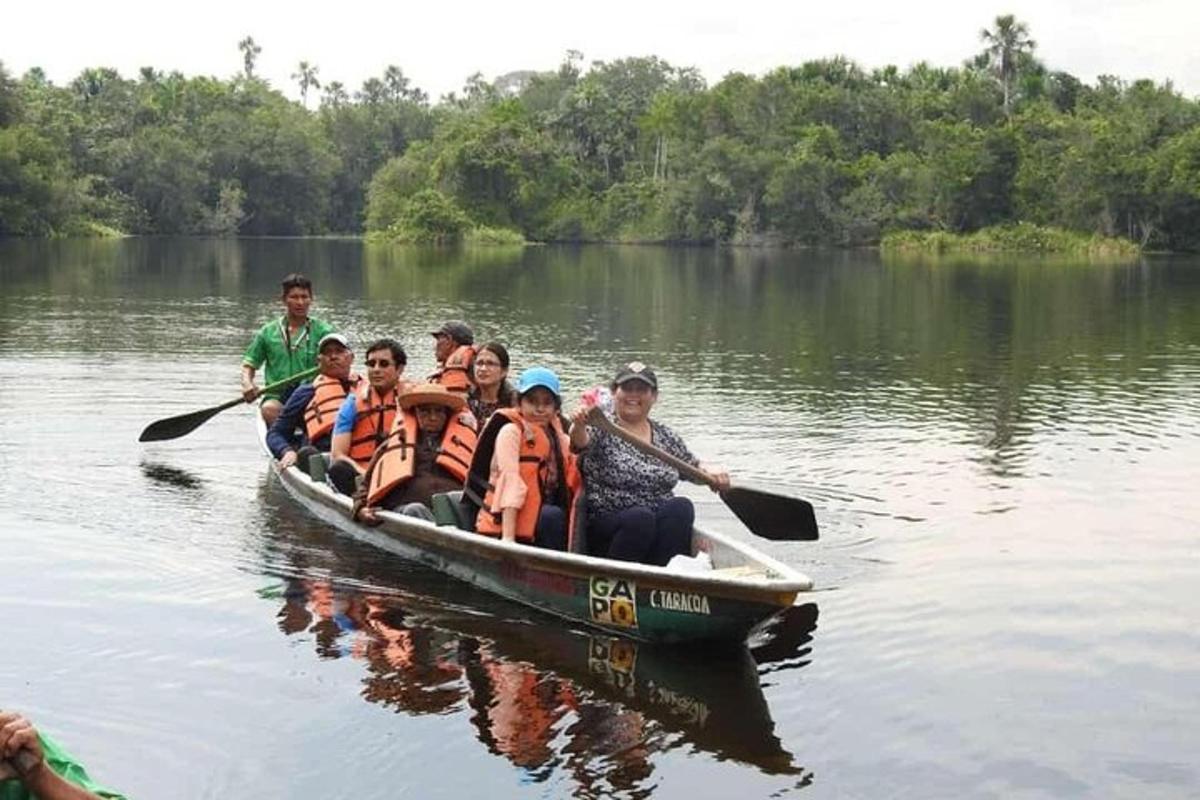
266;332;362;470
428;320;477;394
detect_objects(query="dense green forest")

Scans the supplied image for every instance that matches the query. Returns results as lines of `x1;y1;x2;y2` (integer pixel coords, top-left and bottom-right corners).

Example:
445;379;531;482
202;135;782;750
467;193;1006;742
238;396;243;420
2;17;1199;249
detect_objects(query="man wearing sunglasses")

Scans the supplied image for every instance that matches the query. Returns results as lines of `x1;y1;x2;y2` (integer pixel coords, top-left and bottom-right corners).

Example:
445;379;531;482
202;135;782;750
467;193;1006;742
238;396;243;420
328;338;411;496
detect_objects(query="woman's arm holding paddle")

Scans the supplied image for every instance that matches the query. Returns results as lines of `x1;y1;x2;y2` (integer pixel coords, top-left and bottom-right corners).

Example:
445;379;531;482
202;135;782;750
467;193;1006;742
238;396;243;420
568;405;591;450
583;406;817;541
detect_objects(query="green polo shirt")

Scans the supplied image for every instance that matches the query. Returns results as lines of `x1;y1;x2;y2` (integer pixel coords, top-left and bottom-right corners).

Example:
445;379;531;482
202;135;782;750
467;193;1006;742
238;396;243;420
0;732;125;800
242;315;335;399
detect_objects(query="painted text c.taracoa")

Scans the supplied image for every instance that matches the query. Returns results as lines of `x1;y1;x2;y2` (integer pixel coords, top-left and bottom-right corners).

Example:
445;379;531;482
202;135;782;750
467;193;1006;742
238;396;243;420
649;589;711;615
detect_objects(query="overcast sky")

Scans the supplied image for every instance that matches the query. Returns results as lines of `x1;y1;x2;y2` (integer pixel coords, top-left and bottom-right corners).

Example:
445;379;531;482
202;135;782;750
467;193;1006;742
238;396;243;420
5;0;1199;102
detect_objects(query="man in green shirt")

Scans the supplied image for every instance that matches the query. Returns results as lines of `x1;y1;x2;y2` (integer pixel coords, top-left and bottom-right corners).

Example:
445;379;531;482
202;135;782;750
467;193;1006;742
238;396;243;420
0;711;125;800
241;273;336;425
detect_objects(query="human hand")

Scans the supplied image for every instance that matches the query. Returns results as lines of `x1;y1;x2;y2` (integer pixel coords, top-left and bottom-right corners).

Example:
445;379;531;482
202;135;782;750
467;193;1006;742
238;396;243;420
242;384;261;403
0;711;44;779
580;385;611;409
706;466;731;493
279;450;298;470
570;404;592;427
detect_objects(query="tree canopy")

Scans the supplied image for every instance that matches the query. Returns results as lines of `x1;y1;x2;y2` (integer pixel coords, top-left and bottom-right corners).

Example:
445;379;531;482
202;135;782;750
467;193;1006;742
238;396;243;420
2;16;1199;249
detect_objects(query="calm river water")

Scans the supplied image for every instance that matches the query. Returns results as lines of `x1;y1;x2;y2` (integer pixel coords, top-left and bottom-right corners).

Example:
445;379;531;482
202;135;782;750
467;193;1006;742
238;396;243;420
1;239;1198;799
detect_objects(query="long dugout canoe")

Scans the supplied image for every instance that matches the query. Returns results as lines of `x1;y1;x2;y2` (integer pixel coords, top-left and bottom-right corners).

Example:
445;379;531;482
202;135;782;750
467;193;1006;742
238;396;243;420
258;418;813;645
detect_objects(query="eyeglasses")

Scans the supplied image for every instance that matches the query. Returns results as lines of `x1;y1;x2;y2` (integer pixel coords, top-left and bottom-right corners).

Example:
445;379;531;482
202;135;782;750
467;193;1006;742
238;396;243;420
474;359;503;369
365;359;394;368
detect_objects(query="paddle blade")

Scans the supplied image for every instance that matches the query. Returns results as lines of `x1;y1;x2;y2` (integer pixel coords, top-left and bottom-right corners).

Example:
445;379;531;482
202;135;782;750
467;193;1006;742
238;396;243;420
138;403;233;442
722;486;819;541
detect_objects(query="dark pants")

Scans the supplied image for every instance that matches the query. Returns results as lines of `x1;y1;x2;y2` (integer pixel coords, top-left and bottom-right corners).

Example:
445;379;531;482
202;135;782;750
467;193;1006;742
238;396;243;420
535;506;568;551
587;496;694;566
328;459;359;496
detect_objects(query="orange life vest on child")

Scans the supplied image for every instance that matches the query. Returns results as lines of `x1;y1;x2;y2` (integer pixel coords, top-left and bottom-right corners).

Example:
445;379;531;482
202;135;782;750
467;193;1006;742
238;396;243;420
429;344;476;394
303;373;364;443
469;409;581;543
347;385;400;466
366;407;478;507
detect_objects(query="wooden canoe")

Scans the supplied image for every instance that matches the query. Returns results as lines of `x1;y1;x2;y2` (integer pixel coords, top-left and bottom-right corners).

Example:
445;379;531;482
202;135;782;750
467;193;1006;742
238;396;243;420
258;418;813;645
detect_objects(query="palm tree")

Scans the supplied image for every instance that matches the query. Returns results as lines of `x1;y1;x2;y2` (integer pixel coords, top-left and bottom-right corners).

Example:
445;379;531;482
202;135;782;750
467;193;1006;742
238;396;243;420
292;61;320;108
322;81;348;109
383;65;410;103
238;36;262;80
357;77;386;106
980;14;1035;118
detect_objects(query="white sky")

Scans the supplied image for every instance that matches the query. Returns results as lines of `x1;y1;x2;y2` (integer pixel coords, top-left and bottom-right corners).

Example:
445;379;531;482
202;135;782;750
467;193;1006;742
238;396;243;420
5;0;1199;102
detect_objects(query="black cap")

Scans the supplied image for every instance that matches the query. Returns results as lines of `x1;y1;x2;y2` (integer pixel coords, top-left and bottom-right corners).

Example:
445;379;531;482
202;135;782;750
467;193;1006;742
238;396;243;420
613;361;658;390
429;320;474;346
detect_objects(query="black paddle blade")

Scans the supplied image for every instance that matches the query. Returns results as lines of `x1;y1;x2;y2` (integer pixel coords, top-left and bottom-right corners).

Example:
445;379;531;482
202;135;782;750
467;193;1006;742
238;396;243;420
138;403;233;442
722;486;819;541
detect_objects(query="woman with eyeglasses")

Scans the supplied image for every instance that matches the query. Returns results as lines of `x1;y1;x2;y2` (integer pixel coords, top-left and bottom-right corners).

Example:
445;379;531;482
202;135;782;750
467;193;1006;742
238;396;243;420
467;341;517;428
569;362;730;567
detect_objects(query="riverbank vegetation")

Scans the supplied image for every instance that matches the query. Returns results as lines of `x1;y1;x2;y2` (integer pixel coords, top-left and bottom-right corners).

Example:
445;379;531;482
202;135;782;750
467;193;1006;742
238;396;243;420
881;224;1141;256
1;17;1198;249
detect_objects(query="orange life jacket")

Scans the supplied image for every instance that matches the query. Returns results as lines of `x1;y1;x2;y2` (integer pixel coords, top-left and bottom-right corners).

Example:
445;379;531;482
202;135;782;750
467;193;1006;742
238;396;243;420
469;408;581;543
303;373;364;443
347;385;400;467
366;407;478;507
429;344;476;394
484;660;564;768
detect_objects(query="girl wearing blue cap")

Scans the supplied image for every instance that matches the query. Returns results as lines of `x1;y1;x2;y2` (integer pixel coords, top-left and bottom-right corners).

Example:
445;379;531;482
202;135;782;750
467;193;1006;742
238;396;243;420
465;367;581;551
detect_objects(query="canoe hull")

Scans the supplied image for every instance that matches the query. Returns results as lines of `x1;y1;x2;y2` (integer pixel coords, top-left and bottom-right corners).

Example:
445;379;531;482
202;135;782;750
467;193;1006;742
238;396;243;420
262;423;812;645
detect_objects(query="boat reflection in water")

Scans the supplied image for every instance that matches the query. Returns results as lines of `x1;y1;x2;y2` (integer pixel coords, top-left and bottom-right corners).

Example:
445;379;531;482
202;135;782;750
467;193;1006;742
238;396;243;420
257;478;818;788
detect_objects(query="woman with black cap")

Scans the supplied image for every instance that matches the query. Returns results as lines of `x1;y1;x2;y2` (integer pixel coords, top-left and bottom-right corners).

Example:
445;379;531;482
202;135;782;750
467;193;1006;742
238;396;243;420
569;362;729;566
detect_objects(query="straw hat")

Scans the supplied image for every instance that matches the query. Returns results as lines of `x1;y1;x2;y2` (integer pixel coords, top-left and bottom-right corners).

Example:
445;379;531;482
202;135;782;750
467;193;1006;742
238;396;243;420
398;383;466;411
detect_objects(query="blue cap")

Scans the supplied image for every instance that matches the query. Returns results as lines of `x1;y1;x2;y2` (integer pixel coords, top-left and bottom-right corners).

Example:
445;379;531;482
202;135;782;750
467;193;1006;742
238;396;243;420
516;367;561;398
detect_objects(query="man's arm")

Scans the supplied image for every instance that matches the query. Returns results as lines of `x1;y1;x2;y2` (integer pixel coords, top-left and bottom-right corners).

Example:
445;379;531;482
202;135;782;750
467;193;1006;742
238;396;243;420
240;328;267;402
0;712;119;800
266;384;314;465
329;394;361;471
240;364;260;403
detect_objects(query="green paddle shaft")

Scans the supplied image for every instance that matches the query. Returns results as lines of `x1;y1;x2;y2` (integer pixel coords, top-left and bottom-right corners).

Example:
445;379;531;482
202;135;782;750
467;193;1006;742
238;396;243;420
138;365;320;443
249;366;321;401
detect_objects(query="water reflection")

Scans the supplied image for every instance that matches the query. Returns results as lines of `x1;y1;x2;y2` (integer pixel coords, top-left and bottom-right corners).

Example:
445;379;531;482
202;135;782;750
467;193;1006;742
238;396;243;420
139;460;205;492
266;578;813;784
256;474;815;790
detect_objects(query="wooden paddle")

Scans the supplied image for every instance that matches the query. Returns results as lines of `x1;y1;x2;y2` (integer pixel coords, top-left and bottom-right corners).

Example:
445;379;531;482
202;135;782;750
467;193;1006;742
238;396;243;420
585;406;819;541
138;366;319;442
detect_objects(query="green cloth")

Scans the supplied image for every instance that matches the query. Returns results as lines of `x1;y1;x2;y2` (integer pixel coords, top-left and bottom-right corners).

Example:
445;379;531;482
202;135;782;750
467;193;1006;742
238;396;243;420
242;315;335;399
0;732;125;800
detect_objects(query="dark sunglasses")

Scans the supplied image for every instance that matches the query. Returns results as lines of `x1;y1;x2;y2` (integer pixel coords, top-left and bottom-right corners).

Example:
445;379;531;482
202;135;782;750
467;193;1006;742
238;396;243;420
365;358;394;368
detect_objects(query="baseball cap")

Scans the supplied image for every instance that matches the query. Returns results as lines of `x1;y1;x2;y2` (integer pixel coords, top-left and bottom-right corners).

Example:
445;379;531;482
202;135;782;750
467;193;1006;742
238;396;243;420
613;361;657;390
428;320;475;345
318;333;350;352
516;367;562;398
